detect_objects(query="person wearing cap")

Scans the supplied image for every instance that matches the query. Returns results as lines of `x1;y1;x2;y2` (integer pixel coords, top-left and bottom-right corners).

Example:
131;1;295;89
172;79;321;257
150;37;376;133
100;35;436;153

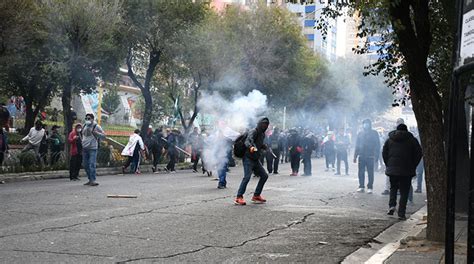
49;125;64;166
68;124;83;181
82;113;105;186
383;124;422;220
21;120;46;165
353;119;380;194
234;117;270;205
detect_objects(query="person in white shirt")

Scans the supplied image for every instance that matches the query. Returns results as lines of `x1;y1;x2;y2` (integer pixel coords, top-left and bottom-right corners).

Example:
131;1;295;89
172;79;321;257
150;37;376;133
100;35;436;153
21;120;46;164
121;129;145;174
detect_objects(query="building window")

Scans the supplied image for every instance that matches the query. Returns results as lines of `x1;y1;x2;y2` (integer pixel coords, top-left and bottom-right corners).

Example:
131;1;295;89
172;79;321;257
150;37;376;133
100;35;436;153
305;34;315;41
304;20;315;27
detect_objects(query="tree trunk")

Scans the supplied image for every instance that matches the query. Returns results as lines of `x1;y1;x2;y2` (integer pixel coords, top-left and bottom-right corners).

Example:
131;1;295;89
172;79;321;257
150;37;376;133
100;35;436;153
388;0;447;242
409;68;447;241
62;84;73;161
127;48;161;136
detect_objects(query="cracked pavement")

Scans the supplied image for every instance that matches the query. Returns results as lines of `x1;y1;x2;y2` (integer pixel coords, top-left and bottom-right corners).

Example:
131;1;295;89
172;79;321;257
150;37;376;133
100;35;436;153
0;158;426;263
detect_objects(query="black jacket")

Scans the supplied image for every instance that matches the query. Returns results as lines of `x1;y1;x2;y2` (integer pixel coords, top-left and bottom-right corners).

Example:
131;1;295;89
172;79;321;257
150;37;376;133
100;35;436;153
354;129;380;159
244;120;268;161
287;132;301;155
382;130;422;177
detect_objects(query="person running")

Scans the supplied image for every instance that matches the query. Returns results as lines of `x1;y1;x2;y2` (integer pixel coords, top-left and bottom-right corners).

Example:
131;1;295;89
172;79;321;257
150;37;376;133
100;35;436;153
122;129;145;174
234;117;270;205
335;128;350;176
82;113;105;186
21;120;45;165
68;124;83;181
288;128;302;176
354;119;380;194
383;124;422;220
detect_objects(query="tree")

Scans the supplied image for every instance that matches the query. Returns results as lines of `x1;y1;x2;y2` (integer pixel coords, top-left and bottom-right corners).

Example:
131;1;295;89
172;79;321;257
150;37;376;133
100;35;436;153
320;1;455;241
123;0;208;135
0;0;59;133
43;0;125;154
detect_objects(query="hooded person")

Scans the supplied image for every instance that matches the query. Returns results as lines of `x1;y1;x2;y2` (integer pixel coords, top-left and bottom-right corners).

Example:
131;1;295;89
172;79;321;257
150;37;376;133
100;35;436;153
234;117;270;205
122;129;145;174
353;119;380;194
288;128;302;176
383;124;422;220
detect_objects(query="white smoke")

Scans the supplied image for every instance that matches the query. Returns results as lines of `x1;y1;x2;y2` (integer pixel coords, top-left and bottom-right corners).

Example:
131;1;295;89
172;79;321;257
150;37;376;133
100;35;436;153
198;89;268;172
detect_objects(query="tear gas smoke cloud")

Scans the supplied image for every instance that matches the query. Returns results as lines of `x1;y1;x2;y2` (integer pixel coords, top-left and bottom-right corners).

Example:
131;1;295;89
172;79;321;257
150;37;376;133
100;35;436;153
198;89;267;171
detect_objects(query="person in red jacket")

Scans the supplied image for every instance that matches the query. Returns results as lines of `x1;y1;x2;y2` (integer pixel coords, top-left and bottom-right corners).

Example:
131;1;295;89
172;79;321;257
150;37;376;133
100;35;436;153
68;124;83;181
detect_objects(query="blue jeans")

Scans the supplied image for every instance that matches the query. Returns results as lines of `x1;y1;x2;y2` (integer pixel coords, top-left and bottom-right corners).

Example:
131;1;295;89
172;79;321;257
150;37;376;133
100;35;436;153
237;156;268;197
83;149;98;182
358;157;374;189
218;160;228;187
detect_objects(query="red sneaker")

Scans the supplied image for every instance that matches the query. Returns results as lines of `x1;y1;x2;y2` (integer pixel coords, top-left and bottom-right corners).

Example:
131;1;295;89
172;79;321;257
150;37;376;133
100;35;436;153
234;196;246;205
251;195;267;204
290;172;298;176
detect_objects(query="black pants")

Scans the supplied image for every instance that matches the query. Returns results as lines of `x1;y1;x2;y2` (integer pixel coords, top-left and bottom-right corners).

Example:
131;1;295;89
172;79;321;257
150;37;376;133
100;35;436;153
192;150;201;171
336;150;348;174
325;152;335;168
358;157;375;189
290;153;300;173
389;176;412;217
69;154;82;180
167;150;176;171
302;154;312;175
0;152;4;165
152;146;162;168
266;150;280;173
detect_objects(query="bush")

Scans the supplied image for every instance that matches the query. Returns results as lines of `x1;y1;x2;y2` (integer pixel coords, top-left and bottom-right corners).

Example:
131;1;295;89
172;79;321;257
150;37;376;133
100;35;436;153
18;151;38;170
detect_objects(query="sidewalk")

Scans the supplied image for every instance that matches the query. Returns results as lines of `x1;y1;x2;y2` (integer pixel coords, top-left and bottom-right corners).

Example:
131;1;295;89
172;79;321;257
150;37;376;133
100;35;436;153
343;204;468;264
0;163;192;184
385;219;467;264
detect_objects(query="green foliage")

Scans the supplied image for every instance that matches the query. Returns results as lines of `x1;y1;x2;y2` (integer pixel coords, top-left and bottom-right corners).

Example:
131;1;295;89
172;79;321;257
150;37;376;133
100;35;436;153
18;151;37;170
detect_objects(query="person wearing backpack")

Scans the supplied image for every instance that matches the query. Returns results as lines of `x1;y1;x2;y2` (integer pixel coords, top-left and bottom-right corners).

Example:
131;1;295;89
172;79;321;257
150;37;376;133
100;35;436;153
81;113;105;186
234;117;270;206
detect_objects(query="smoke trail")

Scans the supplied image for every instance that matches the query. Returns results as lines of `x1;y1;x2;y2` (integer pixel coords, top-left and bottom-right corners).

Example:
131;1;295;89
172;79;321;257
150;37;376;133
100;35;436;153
198;89;267;171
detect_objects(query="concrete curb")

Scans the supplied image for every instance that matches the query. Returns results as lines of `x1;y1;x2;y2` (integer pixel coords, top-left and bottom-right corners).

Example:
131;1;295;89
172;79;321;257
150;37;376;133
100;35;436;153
0;163;193;184
342;205;427;264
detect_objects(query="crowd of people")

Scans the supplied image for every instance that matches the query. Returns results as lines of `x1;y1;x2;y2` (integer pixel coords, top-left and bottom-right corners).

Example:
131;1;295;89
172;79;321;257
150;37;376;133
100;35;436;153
12;111;425;220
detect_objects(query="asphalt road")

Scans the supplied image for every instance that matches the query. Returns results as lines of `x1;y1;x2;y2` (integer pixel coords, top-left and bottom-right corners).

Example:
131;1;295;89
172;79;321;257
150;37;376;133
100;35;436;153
0;158;426;263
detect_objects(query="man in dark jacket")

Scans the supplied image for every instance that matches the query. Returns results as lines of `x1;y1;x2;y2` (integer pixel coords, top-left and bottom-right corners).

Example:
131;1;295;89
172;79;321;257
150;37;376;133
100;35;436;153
235;117;270;205
265;127;283;174
354;119;380;194
383;124;422;220
288;129;302;176
301;129;316;176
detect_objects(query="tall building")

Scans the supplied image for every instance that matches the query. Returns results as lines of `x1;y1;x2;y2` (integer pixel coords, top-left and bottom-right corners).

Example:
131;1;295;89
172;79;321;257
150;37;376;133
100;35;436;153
284;0;363;61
